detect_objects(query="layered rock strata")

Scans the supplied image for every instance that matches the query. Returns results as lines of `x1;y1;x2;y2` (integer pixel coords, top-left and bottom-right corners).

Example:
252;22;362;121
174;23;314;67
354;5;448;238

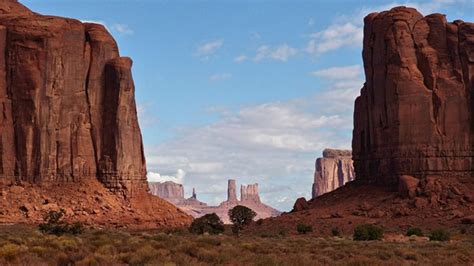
241;183;261;202
148;181;184;204
353;7;474;185
312;149;355;198
0;0;146;196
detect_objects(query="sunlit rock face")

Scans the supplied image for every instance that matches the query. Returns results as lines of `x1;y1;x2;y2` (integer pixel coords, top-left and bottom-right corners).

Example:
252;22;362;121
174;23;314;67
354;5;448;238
353;7;474;185
312;149;355;198
0;0;147;197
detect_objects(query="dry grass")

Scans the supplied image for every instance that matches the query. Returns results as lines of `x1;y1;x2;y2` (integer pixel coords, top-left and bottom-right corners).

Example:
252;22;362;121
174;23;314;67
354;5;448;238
0;225;472;265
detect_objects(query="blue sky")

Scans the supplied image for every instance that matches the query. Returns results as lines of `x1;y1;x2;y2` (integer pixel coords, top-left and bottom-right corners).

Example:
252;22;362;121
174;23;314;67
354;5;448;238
22;0;474;211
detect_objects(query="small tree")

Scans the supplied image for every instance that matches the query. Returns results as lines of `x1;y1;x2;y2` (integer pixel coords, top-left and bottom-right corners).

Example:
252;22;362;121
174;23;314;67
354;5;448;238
353;224;383;241
296;223;313;234
189;213;225;235
429;229;450;241
39;209;84;236
228;205;256;235
331;227;341;237
406;227;423;237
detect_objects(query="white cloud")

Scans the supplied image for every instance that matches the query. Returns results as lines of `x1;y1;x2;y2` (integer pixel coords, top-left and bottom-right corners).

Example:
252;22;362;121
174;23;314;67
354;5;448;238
111;23;134;35
209;73;232;81
147;169;186;184
234;55;248;63
254;44;298;62
306;22;363;54
311;65;362;80
196;39;224;59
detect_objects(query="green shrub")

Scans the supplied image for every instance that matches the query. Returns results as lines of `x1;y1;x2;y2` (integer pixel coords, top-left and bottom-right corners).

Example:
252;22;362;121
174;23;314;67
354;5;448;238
331;227;341;237
406;227;423;237
353;224;383;241
228;205;256;235
39;209;84;236
429;229;450;241
296;223;313;234
189;213;224;235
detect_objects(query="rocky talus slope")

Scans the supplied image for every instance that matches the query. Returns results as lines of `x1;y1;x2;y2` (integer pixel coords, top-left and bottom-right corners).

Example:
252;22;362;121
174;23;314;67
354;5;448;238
0;0;191;228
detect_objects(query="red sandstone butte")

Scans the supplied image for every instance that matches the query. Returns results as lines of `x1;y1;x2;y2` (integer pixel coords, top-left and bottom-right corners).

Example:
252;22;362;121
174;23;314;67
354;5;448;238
0;0;145;194
0;0;191;227
252;7;474;236
353;7;474;185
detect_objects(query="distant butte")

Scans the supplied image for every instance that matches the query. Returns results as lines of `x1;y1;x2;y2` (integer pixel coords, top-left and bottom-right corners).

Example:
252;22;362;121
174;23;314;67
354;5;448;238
312;149;355;198
149;179;281;223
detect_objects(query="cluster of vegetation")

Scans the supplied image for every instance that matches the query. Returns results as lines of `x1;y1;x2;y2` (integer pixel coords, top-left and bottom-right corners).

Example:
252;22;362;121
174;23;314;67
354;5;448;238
228;205;256;235
429;229;451;242
189;213;224;235
407;227;424;237
296;223;313;234
38;209;84;236
189;205;256;236
0;225;472;265
353;224;384;241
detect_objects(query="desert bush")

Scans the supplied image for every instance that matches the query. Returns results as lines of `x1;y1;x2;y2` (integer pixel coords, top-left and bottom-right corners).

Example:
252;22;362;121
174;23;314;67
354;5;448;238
296;223;313;234
0;243;22;261
189;213;224;235
353;224;383;241
38;209;84;236
406;227;423;237
256;219;264;226
429;229;450;241
228;205;256;235
331;227;341;237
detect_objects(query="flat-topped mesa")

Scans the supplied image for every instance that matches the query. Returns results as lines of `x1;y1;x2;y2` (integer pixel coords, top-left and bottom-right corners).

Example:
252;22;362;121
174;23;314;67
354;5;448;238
0;1;146;196
322;149;352;158
241;183;261;202
353;6;474;185
148;181;184;204
227;179;238;202
312;149;355;198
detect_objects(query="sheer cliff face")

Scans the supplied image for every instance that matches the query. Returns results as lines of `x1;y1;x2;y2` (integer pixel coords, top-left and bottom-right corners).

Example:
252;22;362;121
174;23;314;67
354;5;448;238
0;1;146;195
241;184;260;202
312;149;355;198
353;7;474;185
148;182;185;204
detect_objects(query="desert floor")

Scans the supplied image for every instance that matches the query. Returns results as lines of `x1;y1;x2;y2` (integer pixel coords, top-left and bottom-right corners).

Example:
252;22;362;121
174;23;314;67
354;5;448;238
0;224;473;265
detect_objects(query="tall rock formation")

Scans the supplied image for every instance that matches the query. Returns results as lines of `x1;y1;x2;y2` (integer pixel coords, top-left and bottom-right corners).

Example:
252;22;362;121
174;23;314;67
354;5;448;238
0;1;192;228
241;183;261;202
0;0;146;196
227;179;238;202
148;181;184;204
312;149;355;198
353;7;474;185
